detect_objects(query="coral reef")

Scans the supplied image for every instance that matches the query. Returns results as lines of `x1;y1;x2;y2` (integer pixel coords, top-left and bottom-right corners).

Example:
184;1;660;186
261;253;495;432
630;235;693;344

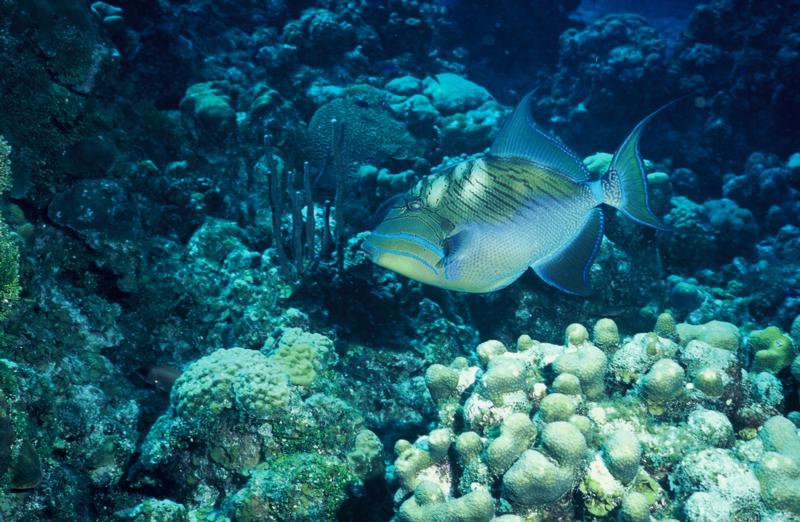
0;0;799;520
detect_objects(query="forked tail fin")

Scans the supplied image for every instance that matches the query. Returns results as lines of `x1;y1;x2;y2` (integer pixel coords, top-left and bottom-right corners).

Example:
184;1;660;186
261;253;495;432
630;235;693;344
601;100;684;230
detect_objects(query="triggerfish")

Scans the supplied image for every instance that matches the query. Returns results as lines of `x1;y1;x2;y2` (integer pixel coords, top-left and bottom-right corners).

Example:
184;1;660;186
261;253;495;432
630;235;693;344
363;92;672;295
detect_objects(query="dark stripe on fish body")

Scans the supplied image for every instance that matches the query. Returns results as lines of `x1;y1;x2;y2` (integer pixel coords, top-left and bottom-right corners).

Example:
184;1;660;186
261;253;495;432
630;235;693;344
485;173;544;217
466;173;525;222
466;177;517;217
485;169;530;205
455;165;511;221
487;188;524;217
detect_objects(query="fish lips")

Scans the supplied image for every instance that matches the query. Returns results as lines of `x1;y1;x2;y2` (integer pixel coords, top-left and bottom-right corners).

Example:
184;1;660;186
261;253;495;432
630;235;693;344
363;231;443;276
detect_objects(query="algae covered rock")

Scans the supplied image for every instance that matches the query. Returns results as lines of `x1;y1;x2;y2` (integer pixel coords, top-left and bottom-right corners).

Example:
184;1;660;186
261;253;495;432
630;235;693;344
676;320;740;351
421;73;492;115
230;453;352;522
114;498;187;522
134;327;376;520
438;100;506;155
610;332;679;385
48;179;140;246
179;81;237;146
672;448;760;519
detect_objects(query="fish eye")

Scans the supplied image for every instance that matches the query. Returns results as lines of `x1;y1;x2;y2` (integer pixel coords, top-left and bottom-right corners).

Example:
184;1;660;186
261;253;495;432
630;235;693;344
405;198;423;212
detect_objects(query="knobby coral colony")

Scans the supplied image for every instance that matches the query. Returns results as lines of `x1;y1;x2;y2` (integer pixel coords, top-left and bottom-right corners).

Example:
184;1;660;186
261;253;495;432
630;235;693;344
2;0;800;521
400;317;800;521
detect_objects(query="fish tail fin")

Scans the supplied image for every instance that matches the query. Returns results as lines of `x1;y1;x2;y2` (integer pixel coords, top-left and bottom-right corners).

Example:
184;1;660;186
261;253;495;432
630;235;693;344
600;100;682;230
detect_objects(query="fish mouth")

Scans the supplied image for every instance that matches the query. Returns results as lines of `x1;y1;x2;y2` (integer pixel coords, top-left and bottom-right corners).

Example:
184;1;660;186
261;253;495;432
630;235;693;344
363;231;442;275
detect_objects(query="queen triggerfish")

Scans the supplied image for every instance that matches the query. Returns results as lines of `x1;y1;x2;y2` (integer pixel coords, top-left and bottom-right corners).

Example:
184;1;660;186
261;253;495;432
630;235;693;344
364;92;672;295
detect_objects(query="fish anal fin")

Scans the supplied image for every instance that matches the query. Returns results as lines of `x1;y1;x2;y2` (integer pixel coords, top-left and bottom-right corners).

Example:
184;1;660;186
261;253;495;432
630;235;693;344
533;208;605;296
490;92;590;182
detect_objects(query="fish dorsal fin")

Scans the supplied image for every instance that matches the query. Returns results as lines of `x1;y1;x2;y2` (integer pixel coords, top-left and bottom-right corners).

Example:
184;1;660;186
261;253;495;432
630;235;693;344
490;92;590;182
533;208;604;295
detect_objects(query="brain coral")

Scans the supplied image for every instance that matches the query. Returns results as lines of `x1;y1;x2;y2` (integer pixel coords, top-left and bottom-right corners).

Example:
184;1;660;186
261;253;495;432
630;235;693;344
306;85;425;178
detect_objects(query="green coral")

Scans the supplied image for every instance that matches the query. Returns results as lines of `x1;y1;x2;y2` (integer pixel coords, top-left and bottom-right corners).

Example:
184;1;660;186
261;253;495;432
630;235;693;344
538;393;578;423
398;483;494;522
268;328;336;387
503;448;575;506
565;322;590;346
602;429;642;485
583;152;613;176
592;318;620;352
619;491;650;522
391;320;800;520
394;441;435;493
486;413;536;477
749;326;795;373
179;81;237;145
480;353;529;406
692;366;725;397
425;363;460;404
755;451;800;515
426;360;477;428
346;429;383;480
654;311;678;341
552;373;582;395
0;136;19;321
231;453;353;522
553;342;608;399
640;358;685;408
171;348;296;423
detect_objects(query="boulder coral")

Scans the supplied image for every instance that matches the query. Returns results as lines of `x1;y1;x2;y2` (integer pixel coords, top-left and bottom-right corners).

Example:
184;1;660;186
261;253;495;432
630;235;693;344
393;317;800;520
133;332;382;521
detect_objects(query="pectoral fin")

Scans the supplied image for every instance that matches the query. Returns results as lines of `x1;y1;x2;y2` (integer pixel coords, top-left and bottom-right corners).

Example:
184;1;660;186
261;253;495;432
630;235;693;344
437;227;474;280
533;208;605;296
